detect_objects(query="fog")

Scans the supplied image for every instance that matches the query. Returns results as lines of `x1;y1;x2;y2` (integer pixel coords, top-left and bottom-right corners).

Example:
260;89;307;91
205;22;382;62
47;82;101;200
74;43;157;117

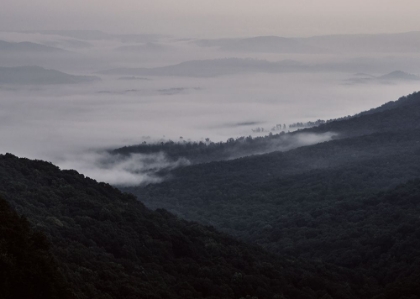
56;151;190;186
0;30;419;185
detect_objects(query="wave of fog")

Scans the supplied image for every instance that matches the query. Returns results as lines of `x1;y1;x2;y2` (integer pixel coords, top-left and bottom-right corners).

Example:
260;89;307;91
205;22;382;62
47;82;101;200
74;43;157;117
57;151;190;186
285;132;336;149
51;132;335;186
215;132;338;161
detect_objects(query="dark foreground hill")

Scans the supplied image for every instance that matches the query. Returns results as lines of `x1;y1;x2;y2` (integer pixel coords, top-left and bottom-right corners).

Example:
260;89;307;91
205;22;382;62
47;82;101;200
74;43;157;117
0;197;72;299
0;154;371;299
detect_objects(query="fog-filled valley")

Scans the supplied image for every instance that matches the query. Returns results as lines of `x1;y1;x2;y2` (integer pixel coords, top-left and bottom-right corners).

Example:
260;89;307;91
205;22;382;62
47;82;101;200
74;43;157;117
1;30;420;185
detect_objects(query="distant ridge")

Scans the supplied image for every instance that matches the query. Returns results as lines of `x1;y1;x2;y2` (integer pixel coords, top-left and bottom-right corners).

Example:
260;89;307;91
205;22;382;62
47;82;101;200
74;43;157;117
22;30;161;43
194;31;420;53
98;58;305;77
378;70;419;81
345;70;419;85
115;42;170;52
99;57;420;78
195;36;327;53
0;66;100;85
0;40;65;53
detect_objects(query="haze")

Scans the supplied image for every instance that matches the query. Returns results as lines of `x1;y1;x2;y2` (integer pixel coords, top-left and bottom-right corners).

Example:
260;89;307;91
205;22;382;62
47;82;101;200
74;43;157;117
1;0;420;37
0;1;420;184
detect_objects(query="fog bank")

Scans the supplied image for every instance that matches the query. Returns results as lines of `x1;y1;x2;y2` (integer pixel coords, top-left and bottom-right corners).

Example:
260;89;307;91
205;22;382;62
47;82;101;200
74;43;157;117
0;30;419;185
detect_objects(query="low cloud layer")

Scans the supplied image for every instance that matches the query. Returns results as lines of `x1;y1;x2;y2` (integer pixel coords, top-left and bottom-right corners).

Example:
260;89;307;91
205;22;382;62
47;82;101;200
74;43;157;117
56;151;190;186
222;132;338;161
0;30;419;186
52;132;335;186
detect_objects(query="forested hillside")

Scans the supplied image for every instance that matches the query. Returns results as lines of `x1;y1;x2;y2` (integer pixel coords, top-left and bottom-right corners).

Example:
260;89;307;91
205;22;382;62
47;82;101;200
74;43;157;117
0;154;369;299
114;92;420;164
0;197;72;299
3;92;420;298
122;92;420;297
305;91;420;137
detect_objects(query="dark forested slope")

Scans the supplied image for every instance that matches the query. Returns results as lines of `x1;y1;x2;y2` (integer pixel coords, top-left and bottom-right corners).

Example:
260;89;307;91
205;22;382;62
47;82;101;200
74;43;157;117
126;128;420;231
0;197;72;299
124;92;420;233
0;154;370;299
304;91;420;137
122;92;420;298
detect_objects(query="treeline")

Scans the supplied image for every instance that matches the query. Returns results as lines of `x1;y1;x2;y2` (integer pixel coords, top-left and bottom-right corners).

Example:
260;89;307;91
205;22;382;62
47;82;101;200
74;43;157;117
113;92;420;166
113;131;301;164
289;119;326;129
303;91;420;137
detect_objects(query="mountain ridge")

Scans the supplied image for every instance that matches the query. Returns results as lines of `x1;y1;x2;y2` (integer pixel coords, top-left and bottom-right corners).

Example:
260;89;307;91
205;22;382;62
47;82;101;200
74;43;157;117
0;40;65;53
194;31;420;53
121;92;420;298
0;66;101;85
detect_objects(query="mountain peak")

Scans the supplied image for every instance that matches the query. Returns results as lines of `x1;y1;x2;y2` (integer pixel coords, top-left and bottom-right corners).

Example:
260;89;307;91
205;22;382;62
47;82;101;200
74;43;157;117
378;70;419;81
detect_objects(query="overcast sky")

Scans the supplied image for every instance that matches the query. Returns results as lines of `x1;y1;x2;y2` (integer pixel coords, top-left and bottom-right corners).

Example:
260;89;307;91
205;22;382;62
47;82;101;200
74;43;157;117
1;0;420;38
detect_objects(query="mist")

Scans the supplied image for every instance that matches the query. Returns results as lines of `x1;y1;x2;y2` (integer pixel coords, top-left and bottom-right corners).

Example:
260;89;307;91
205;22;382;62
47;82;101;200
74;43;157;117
1;1;420;37
56;151;190;186
1;30;420;185
50;132;336;186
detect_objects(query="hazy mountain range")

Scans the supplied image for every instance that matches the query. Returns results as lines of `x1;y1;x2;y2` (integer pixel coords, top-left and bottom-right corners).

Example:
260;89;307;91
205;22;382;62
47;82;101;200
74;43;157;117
0;66;100;85
115;42;171;53
99;58;310;77
21;30;163;43
194;31;420;54
0;40;65;53
99;58;419;81
194;36;327;54
345;70;420;85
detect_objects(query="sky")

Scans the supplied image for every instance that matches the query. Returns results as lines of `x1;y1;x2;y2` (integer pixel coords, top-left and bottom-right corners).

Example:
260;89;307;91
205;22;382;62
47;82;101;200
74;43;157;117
1;0;420;37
